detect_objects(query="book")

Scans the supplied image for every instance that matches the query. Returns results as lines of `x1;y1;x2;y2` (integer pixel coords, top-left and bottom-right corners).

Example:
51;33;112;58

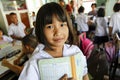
38;52;85;80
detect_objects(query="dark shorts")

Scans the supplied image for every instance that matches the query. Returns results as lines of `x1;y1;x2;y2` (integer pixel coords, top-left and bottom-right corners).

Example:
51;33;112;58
94;36;109;45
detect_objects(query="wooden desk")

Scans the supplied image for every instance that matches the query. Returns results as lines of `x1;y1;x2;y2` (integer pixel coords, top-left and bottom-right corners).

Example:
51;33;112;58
0;44;22;78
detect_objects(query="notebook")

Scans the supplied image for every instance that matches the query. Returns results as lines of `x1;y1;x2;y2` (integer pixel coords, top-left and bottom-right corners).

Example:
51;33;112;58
38;52;85;80
0;44;21;61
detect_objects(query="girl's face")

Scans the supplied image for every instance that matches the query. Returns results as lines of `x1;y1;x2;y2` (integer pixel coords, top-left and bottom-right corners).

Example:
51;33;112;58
44;16;69;48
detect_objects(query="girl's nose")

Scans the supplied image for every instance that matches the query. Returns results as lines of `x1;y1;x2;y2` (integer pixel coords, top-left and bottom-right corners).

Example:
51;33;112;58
54;25;61;36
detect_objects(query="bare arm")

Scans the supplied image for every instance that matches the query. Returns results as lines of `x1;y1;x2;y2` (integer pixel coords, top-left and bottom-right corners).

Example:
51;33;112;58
2;59;23;75
14;52;25;65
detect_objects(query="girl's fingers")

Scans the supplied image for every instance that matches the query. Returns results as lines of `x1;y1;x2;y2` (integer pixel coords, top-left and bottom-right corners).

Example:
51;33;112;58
59;74;68;80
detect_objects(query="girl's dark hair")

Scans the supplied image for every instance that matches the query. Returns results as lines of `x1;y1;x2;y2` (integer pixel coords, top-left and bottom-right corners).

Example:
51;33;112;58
78;6;84;13
97;8;105;17
113;3;120;12
35;2;75;46
22;34;38;49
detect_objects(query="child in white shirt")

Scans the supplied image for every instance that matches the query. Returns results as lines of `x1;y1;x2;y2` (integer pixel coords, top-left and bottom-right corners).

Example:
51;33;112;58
18;2;89;80
94;8;109;48
8;12;26;40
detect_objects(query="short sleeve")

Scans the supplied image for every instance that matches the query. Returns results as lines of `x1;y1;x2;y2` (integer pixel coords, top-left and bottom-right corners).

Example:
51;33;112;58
18;60;40;80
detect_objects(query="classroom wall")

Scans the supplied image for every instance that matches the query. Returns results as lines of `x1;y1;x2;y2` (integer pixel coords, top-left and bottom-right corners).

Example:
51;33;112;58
96;0;106;7
0;1;8;35
105;0;118;16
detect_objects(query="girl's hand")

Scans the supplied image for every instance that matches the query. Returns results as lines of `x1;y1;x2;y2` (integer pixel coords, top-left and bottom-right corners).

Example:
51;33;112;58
14;59;20;65
2;59;10;67
59;74;76;80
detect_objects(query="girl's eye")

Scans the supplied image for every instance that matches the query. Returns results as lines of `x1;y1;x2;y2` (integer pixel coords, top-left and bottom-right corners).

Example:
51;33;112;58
46;25;53;29
60;24;64;27
60;23;67;27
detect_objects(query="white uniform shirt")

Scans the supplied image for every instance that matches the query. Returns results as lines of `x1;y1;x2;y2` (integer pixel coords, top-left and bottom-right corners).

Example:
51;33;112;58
8;22;26;38
75;13;89;32
18;44;88;80
109;12;120;34
95;17;108;36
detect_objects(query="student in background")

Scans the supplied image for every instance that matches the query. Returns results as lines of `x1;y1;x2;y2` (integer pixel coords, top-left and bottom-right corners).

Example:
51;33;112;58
65;4;75;27
59;0;66;8
88;3;97;17
109;3;120;36
2;34;38;75
31;12;36;22
94;8;109;49
70;0;76;16
0;28;13;43
27;21;36;37
8;12;26;40
87;3;97;34
18;2;89;80
75;6;89;35
31;21;36;36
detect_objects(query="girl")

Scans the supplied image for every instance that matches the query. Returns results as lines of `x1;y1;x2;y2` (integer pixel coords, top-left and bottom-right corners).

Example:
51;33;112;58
2;34;38;75
18;2;89;80
94;8;109;49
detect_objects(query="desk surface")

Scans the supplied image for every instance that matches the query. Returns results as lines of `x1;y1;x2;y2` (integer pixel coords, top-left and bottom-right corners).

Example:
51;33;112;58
0;44;22;78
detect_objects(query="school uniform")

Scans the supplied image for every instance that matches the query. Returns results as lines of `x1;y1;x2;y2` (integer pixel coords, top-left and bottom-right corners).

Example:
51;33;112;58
94;17;109;44
18;44;88;80
109;12;120;34
8;22;26;38
75;13;89;33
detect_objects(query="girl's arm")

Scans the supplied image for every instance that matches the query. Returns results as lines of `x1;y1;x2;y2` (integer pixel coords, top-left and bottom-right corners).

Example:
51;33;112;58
2;59;23;75
14;52;25;65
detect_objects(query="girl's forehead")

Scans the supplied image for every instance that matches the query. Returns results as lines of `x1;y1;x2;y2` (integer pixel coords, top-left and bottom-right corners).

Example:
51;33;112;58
52;14;64;22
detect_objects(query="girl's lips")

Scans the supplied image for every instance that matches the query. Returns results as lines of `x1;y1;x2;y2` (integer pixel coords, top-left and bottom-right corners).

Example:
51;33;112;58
54;38;64;42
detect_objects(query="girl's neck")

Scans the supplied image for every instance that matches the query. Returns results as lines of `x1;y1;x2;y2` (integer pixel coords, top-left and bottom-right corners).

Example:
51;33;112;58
44;46;63;58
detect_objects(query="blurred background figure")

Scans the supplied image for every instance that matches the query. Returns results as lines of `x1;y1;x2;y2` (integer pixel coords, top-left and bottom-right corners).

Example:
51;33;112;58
31;12;36;22
2;34;38;76
8;12;26;40
59;0;65;8
88;3;97;17
0;28;13;43
109;2;120;36
75;6;89;35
